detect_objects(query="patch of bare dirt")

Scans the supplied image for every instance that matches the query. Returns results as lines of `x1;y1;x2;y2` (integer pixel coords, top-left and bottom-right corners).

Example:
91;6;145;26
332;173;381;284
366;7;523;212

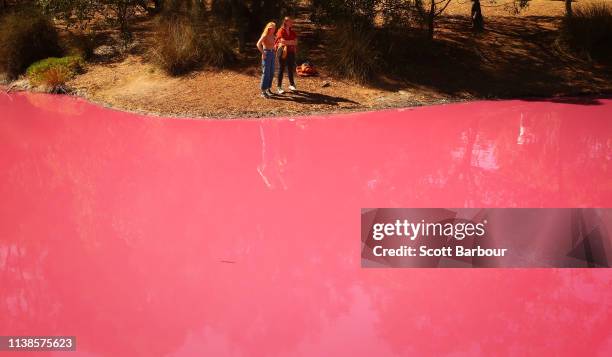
69;56;425;118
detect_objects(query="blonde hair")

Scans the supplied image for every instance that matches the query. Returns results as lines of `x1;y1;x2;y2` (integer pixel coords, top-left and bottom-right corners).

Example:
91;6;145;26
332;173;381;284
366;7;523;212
261;21;276;38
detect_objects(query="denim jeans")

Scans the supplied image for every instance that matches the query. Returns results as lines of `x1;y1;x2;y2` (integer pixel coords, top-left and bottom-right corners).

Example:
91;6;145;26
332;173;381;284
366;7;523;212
277;47;296;88
260;50;275;91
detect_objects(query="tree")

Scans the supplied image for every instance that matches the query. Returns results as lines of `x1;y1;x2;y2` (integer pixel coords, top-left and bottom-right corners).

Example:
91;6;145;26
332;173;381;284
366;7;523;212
210;0;295;53
311;0;379;26
154;0;206;15
38;0;140;46
379;0;413;27
414;0;453;39
565;0;572;17
37;0;99;30
469;1;530;33
104;0;139;46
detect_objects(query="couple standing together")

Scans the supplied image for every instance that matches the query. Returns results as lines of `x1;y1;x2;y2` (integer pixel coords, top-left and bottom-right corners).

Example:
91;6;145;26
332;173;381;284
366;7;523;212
257;17;297;98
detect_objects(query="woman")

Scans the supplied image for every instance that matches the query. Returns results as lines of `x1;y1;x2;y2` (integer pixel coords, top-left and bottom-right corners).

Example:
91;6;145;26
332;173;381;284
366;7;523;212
257;22;277;98
275;17;298;94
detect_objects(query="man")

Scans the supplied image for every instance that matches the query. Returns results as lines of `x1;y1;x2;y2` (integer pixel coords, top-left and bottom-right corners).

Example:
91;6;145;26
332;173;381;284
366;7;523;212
275;17;298;94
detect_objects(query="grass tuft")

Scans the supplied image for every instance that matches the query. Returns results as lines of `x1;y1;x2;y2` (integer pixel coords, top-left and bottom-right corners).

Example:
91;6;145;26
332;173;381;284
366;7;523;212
153;16;202;75
152;16;235;76
561;3;612;61
26;56;85;90
326;22;379;83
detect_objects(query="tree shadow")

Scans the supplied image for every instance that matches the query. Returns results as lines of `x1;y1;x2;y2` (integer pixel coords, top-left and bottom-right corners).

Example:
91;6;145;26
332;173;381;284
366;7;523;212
364;15;612;102
519;95;612;106
269;90;359;106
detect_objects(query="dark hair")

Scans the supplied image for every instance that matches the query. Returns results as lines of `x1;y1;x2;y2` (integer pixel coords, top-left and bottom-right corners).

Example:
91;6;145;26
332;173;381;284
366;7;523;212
282;16;292;29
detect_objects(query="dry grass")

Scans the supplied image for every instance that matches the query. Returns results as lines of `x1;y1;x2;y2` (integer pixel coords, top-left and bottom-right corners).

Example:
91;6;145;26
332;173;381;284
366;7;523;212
198;23;236;68
326;23;379;83
40;66;72;88
152;16;236;75
153;17;202;75
561;2;612;61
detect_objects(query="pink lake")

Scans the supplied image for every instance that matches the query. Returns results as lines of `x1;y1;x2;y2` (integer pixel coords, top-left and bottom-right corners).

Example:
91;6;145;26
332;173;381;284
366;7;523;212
1;92;611;356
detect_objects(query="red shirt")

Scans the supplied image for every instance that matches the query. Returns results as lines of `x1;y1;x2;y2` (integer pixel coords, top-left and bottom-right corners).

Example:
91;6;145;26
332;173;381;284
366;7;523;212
276;27;297;53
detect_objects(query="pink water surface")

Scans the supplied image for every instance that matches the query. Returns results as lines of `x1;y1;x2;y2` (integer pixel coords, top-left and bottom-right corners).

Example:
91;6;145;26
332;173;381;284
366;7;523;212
1;92;611;356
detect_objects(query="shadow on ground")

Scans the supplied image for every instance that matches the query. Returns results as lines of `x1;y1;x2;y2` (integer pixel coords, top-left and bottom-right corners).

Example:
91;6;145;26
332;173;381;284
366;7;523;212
269;90;359;106
519;95;612;106
365;15;612;100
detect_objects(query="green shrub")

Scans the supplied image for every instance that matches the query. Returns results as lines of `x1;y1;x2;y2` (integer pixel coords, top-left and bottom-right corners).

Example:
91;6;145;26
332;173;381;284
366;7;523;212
326;22;379;83
26;56;84;89
0;8;62;80
561;3;612;61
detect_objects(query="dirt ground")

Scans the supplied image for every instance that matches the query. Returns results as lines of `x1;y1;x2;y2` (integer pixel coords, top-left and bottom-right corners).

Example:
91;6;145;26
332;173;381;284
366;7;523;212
67;57;414;118
56;0;612;118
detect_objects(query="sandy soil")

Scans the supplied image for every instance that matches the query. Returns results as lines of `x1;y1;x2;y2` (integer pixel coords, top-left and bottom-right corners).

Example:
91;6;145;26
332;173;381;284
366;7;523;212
67;56;453;118
59;0;612;118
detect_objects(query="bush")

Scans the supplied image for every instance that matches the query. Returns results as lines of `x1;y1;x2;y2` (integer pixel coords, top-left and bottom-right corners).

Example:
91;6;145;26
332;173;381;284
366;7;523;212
376;26;444;71
38;66;72;91
153;16;235;75
199;24;236;68
326;23;379;83
152;16;202;75
561;3;612;61
26;56;84;90
68;31;98;60
0;7;62;80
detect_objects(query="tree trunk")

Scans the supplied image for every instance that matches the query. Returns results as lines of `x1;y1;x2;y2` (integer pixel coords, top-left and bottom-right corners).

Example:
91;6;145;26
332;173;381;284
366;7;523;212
229;0;249;53
427;1;435;39
565;0;573;17
471;0;484;31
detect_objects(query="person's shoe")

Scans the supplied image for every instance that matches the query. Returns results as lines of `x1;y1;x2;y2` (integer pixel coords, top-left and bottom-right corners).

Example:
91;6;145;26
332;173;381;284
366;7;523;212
261;91;270;98
266;89;274;96
289;85;297;92
277;87;285;94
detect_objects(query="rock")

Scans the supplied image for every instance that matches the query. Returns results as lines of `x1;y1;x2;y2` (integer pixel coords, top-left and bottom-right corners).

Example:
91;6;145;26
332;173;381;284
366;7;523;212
9;78;31;91
93;45;117;58
321;81;330;88
49;85;69;94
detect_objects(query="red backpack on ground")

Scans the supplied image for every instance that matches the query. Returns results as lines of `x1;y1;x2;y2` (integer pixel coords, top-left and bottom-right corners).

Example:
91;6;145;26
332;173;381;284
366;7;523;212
297;62;318;77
